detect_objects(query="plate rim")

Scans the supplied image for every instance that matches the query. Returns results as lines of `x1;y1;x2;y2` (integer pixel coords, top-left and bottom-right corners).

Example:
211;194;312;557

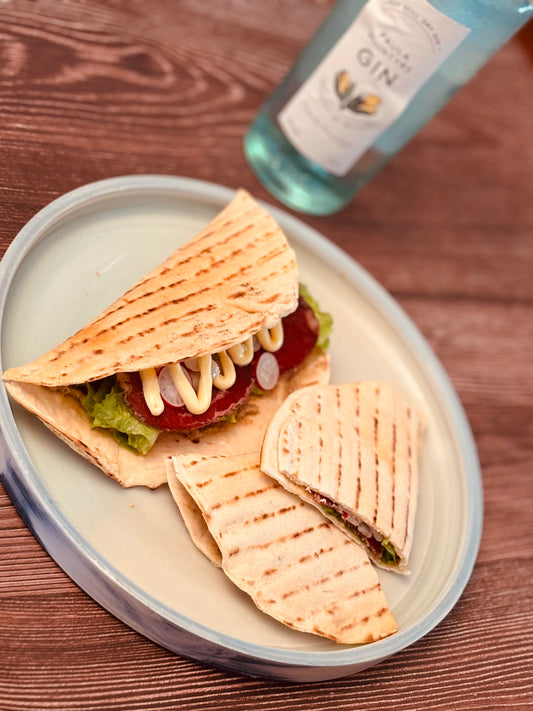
0;174;483;679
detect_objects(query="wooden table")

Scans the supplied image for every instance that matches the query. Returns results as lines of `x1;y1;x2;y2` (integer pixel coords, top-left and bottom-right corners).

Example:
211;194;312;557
1;2;532;708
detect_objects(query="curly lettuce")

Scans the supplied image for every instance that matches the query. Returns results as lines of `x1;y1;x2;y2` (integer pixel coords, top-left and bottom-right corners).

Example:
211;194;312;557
299;283;333;350
82;379;159;456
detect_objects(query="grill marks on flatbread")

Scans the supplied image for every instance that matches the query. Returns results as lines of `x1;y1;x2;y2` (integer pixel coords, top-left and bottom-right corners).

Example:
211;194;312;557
3;189;298;388
167;451;397;644
261;382;424;573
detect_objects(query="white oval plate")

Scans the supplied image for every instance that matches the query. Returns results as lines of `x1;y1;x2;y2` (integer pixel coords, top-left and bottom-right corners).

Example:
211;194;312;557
0;175;482;681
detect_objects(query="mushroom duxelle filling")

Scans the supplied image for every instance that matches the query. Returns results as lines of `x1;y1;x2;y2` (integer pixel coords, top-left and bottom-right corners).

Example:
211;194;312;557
80;285;333;455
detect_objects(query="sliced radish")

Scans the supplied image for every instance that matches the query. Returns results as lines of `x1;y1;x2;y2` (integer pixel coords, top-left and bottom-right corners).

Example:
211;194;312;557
158;365;190;407
210;358;221;380
254;352;280;391
185;356;221;380
183;357;200;372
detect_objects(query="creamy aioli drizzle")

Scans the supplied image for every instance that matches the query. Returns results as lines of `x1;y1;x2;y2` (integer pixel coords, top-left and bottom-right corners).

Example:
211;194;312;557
167;356;213;415
227;336;254;366
139;368;164;416
213;350;236;391
256;321;284;352
139;319;284;417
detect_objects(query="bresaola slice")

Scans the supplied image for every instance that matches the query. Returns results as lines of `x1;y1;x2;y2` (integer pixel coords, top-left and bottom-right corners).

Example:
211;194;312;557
166;451;397;645
260;382;425;574
118;363;255;431
273;296;320;372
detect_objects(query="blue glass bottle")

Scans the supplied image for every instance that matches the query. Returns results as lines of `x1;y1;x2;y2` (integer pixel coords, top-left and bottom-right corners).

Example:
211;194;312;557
244;0;532;215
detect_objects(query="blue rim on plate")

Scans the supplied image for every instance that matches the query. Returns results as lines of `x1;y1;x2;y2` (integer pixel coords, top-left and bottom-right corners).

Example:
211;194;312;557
0;175;482;681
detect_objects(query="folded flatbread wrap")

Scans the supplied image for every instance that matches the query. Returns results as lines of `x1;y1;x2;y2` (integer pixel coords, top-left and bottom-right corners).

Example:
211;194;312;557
6;352;329;488
167;451;397;644
260;382;425;573
3;190;330;487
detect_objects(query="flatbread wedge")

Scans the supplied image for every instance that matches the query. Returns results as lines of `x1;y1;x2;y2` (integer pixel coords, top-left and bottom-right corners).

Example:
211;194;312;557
167;451;397;645
2;189;330;487
260;382;425;574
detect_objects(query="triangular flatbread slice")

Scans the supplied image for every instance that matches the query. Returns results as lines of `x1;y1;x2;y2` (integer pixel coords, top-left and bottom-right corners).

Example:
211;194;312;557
260;382;425;573
167;465;222;567
167;451;397;645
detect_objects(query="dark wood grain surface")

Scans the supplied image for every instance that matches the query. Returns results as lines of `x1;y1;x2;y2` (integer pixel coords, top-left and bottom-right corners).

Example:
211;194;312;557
1;2;532;709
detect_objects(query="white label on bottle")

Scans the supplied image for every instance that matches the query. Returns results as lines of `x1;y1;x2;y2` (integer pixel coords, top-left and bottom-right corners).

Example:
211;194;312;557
277;0;470;176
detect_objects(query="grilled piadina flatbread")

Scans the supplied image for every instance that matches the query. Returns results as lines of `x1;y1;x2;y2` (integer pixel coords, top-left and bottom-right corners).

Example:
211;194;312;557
166;451;397;645
260;382;425;574
2;190;331;488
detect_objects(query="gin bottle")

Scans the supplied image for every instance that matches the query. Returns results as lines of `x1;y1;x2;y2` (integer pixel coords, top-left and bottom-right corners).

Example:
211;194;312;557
244;0;532;215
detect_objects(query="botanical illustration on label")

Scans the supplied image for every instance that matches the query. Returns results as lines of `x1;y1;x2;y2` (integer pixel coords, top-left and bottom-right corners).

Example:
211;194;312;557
277;0;470;176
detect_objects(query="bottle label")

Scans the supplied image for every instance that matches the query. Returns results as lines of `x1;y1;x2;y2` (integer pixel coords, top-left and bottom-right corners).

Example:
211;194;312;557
277;0;470;177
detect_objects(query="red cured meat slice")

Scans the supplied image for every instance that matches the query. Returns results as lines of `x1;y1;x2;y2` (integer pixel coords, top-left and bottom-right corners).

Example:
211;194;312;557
120;297;320;431
275;297;319;373
121;363;255;431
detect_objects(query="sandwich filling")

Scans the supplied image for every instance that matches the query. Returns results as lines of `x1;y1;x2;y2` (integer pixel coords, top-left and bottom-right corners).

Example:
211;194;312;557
310;492;398;566
259;381;423;573
80;286;332;455
137;318;284;419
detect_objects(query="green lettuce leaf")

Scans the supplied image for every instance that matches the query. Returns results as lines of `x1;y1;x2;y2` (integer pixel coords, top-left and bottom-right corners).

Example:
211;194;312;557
299;283;333;350
321;502;399;566
381;538;398;566
82;379;159;456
